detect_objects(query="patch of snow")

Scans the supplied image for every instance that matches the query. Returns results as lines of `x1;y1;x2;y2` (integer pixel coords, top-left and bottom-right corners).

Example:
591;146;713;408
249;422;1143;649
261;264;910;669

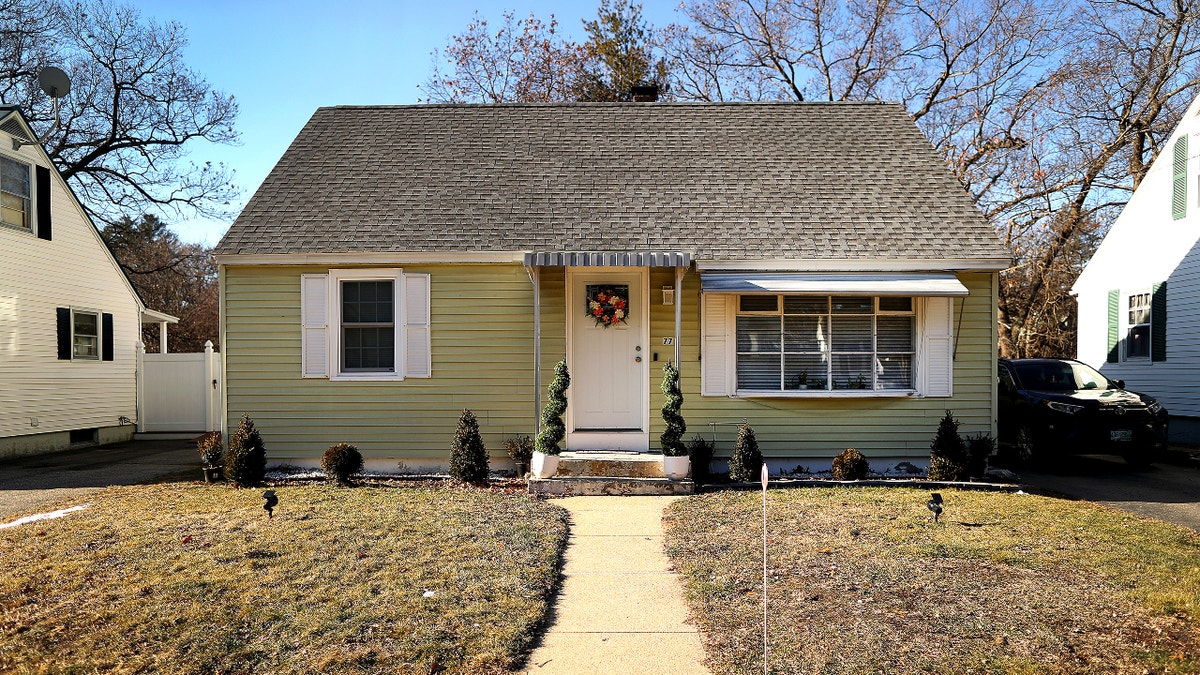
0;504;90;530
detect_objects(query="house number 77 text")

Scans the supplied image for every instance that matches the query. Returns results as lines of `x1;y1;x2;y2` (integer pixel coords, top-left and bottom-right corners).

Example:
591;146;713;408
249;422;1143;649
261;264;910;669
662;337;674;345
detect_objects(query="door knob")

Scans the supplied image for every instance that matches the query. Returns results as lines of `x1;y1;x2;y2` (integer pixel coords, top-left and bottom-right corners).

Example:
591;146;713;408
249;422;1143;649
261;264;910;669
635;356;643;362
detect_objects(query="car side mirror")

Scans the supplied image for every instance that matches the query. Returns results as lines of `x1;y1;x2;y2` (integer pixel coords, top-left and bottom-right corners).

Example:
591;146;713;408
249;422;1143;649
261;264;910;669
1111;379;1125;390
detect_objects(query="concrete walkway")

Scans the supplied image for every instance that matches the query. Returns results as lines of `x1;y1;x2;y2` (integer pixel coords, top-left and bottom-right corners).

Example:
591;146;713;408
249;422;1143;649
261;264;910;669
525;496;710;675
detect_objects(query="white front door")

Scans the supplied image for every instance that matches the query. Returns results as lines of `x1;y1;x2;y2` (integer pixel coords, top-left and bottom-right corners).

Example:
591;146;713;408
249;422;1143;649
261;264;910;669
569;270;646;435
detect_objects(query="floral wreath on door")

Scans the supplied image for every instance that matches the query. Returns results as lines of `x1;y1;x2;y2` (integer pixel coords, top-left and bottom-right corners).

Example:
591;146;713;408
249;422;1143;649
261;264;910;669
585;285;629;328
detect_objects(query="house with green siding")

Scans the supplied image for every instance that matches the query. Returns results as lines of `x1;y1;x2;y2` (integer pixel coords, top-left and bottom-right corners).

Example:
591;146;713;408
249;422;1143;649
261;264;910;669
214;100;1009;473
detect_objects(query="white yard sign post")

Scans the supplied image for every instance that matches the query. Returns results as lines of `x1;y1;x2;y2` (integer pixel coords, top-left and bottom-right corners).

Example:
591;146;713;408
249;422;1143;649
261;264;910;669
761;462;769;675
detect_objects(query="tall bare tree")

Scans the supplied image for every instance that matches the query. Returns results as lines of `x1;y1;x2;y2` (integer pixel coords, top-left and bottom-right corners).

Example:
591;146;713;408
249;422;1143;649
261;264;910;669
423;2;668;103
102;214;218;352
422;11;584;103
1;0;239;226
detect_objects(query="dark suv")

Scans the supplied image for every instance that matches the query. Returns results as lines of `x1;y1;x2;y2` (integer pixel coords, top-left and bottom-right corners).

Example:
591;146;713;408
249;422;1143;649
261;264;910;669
997;358;1168;465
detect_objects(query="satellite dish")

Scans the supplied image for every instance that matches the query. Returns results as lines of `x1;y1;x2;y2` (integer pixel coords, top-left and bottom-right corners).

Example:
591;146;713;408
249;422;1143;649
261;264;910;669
38;66;71;99
11;67;72;150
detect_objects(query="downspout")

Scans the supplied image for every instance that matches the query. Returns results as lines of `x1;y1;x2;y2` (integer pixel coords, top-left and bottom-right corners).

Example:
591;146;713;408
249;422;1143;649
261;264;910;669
526;264;542;435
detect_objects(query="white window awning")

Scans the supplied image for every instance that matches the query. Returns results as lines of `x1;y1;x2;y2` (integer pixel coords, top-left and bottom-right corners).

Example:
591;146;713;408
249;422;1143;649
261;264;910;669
699;272;969;296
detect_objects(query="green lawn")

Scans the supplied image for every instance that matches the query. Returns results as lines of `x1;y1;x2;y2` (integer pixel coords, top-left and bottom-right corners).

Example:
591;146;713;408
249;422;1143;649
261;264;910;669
0;482;568;674
665;488;1200;674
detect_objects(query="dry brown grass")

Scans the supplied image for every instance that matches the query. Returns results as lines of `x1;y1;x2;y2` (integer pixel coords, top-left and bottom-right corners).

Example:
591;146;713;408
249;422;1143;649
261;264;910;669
665;488;1200;674
0;481;568;674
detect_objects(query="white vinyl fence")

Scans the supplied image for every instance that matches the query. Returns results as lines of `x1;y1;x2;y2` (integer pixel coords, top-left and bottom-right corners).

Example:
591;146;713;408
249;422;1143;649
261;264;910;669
137;341;220;433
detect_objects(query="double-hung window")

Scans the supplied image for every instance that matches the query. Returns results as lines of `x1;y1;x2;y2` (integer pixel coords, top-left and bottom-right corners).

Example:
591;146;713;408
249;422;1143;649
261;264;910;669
72;309;100;360
341;280;396;372
734;295;915;392
1;155;31;230
1125;291;1151;359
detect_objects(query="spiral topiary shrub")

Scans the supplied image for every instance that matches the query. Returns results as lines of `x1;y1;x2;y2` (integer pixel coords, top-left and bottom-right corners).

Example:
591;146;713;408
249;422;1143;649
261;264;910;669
929;410;968;481
449;409;489;483
728;423;762;483
224;413;267;487
660;362;687;457
831;448;870;481
535;360;570;456
322;443;364;485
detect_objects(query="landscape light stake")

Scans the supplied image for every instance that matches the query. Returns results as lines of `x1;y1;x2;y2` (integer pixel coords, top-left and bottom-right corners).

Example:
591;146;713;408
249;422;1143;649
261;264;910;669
761;461;769;675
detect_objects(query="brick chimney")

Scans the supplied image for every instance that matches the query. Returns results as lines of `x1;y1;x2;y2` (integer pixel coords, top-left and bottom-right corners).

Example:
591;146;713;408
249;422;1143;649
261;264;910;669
631;84;659;102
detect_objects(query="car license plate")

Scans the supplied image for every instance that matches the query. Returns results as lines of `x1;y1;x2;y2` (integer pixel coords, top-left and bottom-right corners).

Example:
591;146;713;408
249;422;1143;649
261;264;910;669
1110;429;1133;442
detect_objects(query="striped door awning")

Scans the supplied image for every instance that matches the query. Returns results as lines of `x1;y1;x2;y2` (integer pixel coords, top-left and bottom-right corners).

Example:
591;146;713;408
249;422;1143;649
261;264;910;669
524;251;693;267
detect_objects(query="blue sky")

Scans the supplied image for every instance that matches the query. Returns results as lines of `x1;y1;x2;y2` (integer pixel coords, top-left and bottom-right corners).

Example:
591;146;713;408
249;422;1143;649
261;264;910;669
122;0;685;245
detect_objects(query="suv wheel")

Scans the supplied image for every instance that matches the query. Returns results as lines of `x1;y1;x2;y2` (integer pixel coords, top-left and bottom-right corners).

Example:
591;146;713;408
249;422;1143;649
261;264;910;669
1014;425;1039;464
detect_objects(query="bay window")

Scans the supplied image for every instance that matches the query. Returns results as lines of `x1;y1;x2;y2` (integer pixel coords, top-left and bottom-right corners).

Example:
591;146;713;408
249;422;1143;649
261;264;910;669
734;295;916;393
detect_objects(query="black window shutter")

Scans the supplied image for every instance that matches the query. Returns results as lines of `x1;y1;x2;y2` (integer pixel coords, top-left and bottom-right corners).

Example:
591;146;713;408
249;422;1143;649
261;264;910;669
1106;290;1120;363
56;308;71;360
35;165;52;241
102;313;114;361
1151;282;1167;362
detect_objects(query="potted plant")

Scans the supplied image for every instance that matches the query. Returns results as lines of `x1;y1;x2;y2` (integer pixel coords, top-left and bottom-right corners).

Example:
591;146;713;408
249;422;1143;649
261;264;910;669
532;360;569;478
786;371;808;390
196;431;223;482
504;435;534;477
660;362;690;479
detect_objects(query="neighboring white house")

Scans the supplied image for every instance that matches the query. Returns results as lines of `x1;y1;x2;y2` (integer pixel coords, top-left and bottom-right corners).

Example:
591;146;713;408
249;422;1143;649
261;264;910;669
1074;93;1200;442
0;106;176;459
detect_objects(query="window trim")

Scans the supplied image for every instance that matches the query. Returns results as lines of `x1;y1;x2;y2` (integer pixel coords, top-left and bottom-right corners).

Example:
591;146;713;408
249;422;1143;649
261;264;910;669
0;151;33;233
730;294;918;397
328;268;405;381
1123;289;1152;361
71;307;101;361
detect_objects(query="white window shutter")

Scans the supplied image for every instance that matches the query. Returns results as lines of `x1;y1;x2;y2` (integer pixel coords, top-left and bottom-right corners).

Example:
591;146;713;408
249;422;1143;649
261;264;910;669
921;296;953;397
701;294;731;396
301;274;329;378
403;273;432;378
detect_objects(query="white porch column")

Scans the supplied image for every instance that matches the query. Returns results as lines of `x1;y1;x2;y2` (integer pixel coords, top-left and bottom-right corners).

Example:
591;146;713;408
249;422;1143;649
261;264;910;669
158;322;168;353
674;266;683;367
135;341;146;433
530;266;542;434
204;340;216;432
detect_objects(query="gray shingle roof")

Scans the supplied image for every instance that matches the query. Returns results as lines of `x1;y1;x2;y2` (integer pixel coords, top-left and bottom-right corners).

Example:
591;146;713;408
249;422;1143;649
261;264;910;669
217;101;1008;262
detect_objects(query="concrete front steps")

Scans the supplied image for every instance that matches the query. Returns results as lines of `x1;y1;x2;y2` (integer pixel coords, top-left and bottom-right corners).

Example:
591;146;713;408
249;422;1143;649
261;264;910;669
528;450;695;496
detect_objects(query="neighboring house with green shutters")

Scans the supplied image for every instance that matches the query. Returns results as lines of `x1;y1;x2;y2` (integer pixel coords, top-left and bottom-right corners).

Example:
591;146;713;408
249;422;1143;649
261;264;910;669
214;100;1010;472
1074;93;1200;442
0;106;176;458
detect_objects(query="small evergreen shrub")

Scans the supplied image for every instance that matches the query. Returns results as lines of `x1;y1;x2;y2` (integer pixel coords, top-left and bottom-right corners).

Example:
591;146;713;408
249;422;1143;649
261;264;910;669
196;431;223;469
449;409;489;483
535;360;570;456
687;434;715;484
322;443;364;484
831;448;870;481
224;413;267;487
504;435;534;471
928;410;968;481
728;423;763;483
660;362;687;457
965;432;995;479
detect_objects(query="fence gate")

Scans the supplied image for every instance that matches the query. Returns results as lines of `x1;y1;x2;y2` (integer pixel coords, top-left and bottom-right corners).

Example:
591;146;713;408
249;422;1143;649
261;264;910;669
138;341;220;433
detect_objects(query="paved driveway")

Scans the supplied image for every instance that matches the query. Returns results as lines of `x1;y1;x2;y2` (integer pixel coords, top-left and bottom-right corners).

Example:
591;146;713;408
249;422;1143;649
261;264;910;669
1020;454;1200;531
0;439;197;519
